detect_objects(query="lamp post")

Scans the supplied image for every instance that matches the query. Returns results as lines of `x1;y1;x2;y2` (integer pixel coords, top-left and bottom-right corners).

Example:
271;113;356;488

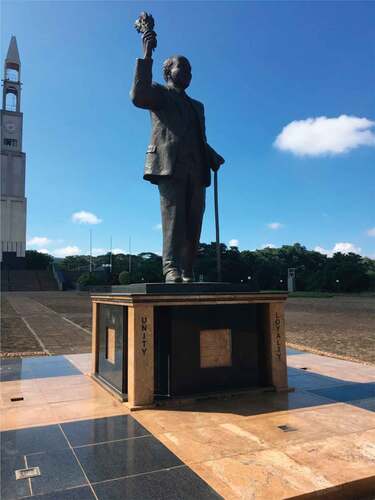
89;229;93;273
109;236;113;273
128;236;132;274
214;171;222;282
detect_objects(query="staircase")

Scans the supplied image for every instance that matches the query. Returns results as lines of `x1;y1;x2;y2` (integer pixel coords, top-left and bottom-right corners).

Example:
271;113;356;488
36;270;59;291
1;268;10;291
2;270;59;291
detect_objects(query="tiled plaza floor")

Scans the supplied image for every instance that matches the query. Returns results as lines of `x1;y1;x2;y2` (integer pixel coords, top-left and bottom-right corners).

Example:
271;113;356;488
1;350;374;499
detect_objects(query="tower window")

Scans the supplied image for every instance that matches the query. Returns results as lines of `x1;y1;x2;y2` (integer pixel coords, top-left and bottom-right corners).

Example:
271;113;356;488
5;91;17;112
6;68;19;82
3;138;18;147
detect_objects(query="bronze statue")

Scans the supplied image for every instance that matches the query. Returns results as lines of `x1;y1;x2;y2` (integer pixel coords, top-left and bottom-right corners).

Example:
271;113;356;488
131;12;224;283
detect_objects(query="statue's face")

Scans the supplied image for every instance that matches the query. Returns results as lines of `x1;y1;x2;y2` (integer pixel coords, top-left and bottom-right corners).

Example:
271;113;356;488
169;57;192;90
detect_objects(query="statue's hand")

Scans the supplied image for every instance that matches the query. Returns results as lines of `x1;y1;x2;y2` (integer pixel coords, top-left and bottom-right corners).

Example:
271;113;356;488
212;154;225;171
142;31;157;59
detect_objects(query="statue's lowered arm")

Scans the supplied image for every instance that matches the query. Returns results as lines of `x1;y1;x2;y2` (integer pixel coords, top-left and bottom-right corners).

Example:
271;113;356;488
199;103;225;171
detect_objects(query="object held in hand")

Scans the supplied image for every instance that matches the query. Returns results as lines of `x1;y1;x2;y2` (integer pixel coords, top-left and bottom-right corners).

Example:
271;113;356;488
134;11;155;33
134;12;157;57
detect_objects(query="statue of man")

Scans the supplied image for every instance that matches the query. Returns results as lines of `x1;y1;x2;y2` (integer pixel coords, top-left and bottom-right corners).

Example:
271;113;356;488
130;29;224;283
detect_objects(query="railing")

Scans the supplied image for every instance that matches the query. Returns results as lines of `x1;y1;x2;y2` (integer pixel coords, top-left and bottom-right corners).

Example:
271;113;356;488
51;263;64;291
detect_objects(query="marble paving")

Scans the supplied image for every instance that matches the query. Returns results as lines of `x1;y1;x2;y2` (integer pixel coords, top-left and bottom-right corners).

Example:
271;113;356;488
0;349;374;499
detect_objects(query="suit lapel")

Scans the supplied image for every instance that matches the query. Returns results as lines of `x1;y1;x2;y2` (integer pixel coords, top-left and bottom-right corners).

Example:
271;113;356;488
187;96;205;140
166;88;205;140
167;89;185;119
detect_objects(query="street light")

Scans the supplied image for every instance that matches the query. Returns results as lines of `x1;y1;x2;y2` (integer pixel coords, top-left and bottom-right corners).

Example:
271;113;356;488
89;229;93;273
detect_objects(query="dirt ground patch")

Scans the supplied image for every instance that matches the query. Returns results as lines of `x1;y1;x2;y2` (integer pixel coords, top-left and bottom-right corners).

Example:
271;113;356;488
0;293;91;357
1;316;42;354
26;291;92;314
1;292;374;364
285;296;375;364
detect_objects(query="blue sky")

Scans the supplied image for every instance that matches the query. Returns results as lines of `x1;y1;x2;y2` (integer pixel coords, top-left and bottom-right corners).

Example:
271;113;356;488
2;1;375;258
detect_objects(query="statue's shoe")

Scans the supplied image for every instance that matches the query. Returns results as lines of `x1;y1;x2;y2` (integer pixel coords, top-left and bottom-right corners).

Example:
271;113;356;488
182;274;194;283
165;270;182;283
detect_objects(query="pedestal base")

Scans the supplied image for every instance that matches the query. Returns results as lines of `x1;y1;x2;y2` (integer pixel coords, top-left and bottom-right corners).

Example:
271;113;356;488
91;285;288;409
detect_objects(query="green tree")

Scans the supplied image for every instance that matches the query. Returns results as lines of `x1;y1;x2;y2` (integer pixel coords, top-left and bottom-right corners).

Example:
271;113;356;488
60;255;89;271
119;271;131;285
25;250;53;270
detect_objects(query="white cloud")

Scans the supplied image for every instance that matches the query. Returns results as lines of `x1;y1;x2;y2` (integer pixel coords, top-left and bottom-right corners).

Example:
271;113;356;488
72;211;102;225
112;248;126;254
27;236;51;247
274;115;375;156
92;247;126;256
262;243;276;249
267;222;283;230
38;248;50;254
92;248;107;256
367;227;375;237
333;242;362;254
315;242;362;256
228;239;239;247
53;246;81;258
314;246;329;255
153;223;162;231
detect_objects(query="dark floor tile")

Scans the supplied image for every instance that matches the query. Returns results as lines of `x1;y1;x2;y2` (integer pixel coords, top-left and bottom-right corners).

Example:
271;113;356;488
76;435;182;483
1;425;68;458
31;486;95;499
20;356;68;367
272;389;336;411
0;454;31;500
288;367;306;377
0;362;33;382
93;466;222;500
309;382;375;402
26;449;88;496
348;397;375;412
0;357;80;381
29;363;80;379
62;415;150;447
288;373;347;391
287;348;305;355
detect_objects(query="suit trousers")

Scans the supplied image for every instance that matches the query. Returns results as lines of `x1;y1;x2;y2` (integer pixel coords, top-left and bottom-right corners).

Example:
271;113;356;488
158;169;206;276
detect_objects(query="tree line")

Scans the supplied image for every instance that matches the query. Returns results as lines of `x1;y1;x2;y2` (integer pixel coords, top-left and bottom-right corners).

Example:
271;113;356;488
47;242;375;292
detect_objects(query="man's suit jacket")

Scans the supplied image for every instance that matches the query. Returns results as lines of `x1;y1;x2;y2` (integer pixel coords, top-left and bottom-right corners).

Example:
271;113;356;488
130;58;224;187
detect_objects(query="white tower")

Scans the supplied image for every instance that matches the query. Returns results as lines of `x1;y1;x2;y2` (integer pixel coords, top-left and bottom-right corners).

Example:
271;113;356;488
1;36;27;264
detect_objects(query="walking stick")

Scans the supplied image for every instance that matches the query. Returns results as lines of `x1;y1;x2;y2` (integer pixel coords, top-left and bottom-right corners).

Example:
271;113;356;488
214;170;222;282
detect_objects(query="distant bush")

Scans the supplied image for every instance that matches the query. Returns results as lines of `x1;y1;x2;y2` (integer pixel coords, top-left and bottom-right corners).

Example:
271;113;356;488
76;272;103;286
119;271;131;285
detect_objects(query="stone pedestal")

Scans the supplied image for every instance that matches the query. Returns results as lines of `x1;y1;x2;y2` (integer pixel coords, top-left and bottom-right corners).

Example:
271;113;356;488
91;284;288;410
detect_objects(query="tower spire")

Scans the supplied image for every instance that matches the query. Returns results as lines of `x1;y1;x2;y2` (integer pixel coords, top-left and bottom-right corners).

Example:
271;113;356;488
5;36;21;69
3;36;21;111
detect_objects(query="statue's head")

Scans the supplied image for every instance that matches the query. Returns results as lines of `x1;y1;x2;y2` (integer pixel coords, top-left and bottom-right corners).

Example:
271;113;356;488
163;55;192;90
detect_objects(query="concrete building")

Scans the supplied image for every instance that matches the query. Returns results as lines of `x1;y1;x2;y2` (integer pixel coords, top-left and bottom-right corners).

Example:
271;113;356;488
1;36;27;266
